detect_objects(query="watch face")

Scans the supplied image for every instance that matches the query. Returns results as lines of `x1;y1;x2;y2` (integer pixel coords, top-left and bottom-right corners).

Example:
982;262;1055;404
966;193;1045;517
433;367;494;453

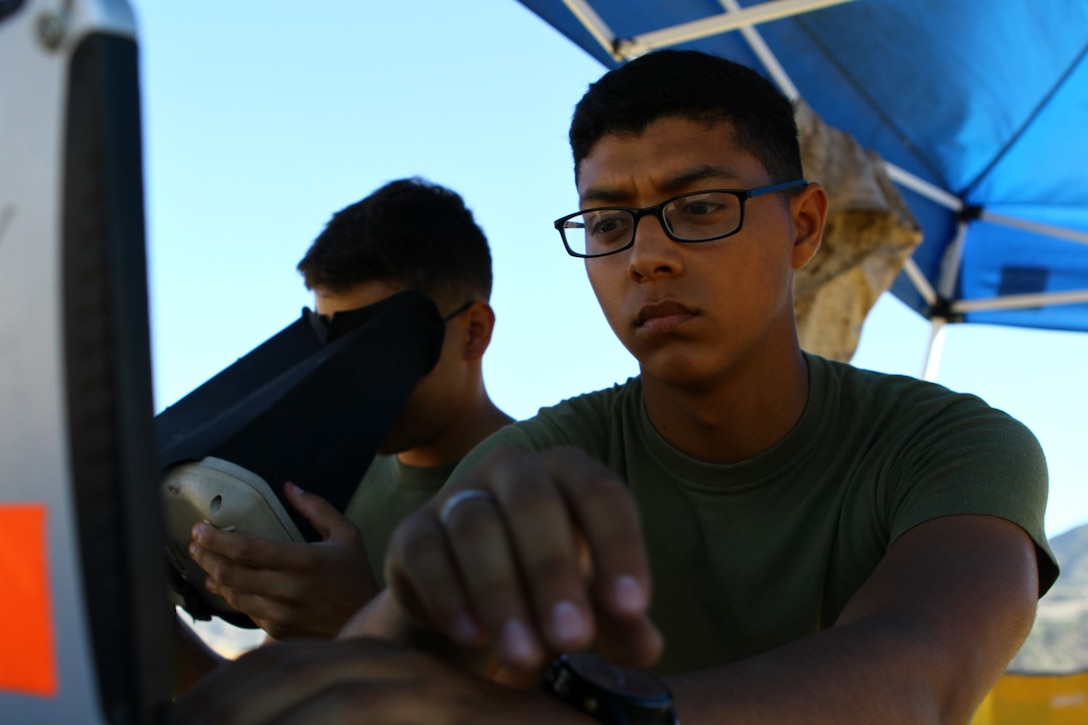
565;652;670;700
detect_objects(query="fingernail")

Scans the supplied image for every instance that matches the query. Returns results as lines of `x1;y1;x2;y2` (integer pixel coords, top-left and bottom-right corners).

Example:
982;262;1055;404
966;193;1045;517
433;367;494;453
287;482;303;495
501;619;539;665
191;523;207;542
450;612;478;643
552;600;588;643
188;542;199;558
613;575;647;614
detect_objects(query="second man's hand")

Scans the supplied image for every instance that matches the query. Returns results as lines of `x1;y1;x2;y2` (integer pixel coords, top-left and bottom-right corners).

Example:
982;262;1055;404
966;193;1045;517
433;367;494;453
188;482;377;639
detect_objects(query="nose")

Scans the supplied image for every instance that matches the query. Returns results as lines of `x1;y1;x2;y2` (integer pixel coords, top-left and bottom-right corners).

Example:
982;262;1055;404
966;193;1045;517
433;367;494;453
627;211;682;281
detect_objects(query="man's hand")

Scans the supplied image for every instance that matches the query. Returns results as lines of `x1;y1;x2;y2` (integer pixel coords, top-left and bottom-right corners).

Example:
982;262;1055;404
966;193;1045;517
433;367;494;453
168;637;593;725
381;445;663;676
188;483;376;639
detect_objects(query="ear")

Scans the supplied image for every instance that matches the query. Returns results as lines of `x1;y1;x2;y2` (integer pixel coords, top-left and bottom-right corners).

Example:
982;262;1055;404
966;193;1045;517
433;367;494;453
789;181;828;270
458;301;496;362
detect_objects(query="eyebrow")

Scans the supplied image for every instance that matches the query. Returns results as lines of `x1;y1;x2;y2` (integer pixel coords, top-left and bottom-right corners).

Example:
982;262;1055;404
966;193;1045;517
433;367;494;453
579;164;746;206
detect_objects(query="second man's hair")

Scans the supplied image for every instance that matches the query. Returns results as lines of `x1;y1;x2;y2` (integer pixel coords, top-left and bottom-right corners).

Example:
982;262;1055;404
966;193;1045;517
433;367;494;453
297;177;493;304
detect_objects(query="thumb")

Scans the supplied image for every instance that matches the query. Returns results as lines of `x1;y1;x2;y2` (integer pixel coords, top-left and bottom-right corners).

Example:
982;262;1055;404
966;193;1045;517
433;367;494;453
283;482;358;542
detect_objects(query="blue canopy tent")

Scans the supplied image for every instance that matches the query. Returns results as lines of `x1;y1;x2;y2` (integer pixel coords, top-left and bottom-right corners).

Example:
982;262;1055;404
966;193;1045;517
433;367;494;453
516;0;1088;375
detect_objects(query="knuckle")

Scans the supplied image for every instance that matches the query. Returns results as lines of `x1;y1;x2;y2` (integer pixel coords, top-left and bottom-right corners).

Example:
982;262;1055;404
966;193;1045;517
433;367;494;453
528;551;576;581
395;521;446;570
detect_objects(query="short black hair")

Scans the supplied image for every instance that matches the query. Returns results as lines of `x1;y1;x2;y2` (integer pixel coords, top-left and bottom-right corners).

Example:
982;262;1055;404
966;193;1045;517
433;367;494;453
297;177;492;304
570;50;802;184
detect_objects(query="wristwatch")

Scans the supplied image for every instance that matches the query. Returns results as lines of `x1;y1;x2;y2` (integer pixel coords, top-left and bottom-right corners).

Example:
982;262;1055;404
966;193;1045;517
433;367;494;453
541;653;679;724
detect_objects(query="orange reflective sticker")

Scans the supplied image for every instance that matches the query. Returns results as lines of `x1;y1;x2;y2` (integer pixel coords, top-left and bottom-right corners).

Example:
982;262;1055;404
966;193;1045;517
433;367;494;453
0;504;57;696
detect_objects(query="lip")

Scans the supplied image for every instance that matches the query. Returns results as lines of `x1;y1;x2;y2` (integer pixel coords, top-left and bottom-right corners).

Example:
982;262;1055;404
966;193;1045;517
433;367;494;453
635;300;698;331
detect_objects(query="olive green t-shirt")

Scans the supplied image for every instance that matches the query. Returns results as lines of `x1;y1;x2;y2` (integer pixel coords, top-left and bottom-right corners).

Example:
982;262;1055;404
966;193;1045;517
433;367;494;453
445;354;1058;675
344;455;456;588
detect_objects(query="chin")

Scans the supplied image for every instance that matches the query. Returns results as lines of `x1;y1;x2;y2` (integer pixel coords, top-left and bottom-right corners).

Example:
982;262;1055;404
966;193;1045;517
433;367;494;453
376;437;409;456
631;339;709;379
638;357;717;388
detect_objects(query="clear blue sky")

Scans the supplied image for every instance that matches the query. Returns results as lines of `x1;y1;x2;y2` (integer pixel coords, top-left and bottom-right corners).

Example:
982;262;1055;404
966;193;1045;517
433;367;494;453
133;0;1088;539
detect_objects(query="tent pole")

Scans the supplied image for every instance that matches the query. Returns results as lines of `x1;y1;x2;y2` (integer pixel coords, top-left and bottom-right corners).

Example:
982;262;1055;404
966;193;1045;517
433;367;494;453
883;163;962;211
952;288;1088;314
618;0;855;58
937;220;969;299
922;319;947;381
920;222;965;381
559;0;619;59
902;257;938;307
980;210;1088;246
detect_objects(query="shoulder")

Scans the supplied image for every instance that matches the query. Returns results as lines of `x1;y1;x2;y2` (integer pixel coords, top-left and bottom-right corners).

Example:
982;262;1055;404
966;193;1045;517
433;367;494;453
448;378;642;483
811;354;1044;484
531;377;642;430
814;354;1035;440
501;377;641;450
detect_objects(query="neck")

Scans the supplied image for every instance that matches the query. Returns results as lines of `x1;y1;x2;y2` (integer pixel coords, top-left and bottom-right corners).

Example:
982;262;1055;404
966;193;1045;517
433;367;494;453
396;381;513;468
641;346;809;464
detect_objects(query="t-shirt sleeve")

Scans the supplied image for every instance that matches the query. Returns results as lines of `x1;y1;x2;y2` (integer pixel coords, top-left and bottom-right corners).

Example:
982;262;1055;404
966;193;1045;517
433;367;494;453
447;425;535;487
887;397;1058;595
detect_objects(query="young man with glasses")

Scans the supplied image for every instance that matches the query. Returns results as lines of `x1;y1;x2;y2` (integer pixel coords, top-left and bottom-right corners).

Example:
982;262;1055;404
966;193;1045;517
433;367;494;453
182;177;513;645
173;52;1055;724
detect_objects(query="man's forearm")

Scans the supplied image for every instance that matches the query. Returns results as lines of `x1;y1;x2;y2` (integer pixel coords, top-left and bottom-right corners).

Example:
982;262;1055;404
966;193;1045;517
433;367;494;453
666;517;1039;724
666;616;1005;724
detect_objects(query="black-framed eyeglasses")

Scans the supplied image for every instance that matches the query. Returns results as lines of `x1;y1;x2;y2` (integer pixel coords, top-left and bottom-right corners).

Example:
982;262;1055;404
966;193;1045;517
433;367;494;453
553;180;809;258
